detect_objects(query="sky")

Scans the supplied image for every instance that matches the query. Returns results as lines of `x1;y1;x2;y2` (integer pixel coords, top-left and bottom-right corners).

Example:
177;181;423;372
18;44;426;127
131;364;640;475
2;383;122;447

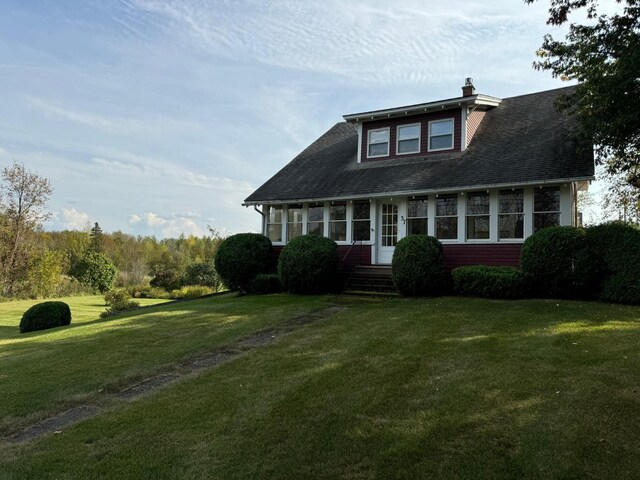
0;0;602;237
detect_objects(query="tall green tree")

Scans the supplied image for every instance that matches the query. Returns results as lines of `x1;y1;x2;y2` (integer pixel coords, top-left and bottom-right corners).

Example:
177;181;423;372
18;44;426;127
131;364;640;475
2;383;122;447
0;162;52;296
89;222;104;253
527;0;640;174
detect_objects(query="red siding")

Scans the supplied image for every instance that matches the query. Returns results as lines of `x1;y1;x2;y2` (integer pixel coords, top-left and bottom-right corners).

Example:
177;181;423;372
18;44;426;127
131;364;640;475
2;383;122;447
442;244;522;271
361;109;462;162
466;109;486;146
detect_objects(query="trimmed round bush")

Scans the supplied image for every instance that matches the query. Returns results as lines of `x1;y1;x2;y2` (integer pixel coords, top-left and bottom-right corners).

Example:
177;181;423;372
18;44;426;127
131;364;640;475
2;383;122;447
20;301;71;333
72;251;117;293
214;233;273;292
520;226;593;298
452;265;527;299
251;273;282;294
391;235;444;296
278;235;339;294
600;273;640;305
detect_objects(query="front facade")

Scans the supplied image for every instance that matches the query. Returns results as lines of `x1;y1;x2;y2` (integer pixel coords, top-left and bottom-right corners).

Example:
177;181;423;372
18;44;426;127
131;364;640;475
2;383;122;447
244;82;594;269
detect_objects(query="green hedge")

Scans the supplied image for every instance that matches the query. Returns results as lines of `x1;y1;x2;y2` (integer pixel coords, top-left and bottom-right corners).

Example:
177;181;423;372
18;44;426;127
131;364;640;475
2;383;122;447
452;265;527;299
278;235;338;294
391;235;444;297
251;274;282;295
20;301;71;333
214;233;273;292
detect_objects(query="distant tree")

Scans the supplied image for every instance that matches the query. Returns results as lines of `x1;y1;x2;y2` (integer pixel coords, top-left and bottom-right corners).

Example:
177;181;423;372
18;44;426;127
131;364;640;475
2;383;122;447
0;161;53;296
27;250;68;298
526;0;640;174
149;250;185;291
601;165;640;223
72;251;117;293
89;222;104;253
183;262;222;290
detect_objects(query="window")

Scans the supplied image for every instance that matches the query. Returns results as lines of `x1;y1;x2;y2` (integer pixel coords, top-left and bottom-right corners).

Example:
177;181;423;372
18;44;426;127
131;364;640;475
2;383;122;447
286;204;302;242
307;203;324;236
352;201;371;241
466;192;490;240
329;203;346;241
534;186;561;232
397;124;420;155
436;194;458;239
381;203;398;246
266;205;282;242
407;197;428;235
367;128;389;158
428;119;454;151
499;190;524;239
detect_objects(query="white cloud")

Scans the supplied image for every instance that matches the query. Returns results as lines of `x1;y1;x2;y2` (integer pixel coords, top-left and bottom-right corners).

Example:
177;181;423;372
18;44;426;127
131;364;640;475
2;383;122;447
61;208;90;230
130;211;208;237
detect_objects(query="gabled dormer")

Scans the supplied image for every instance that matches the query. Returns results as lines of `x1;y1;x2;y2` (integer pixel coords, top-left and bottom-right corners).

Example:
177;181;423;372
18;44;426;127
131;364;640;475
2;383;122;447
343;79;501;163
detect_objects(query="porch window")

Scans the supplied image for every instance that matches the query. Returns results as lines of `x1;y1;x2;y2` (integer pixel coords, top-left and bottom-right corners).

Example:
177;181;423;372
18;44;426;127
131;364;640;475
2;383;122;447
499;189;524;239
307;203;324;236
466;192;490;240
397;124;420;155
407;197;428;235
286;204;303;242
436;194;458;240
534;186;561;232
428;119;454;151
329;203;346;241
266;205;283;243
352;201;371;241
367;128;390;158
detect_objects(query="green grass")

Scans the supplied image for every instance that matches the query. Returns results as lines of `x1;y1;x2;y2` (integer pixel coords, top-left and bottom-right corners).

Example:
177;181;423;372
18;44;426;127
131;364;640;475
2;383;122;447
2;295;640;479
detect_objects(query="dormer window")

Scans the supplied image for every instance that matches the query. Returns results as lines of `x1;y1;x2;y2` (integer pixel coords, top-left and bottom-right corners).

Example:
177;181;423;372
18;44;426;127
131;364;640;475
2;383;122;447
367;128;390;158
397;124;421;155
428;119;454;152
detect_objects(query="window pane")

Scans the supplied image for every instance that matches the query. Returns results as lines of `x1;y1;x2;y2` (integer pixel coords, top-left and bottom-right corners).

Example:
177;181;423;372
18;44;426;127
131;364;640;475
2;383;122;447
408;198;428;218
307;221;323;236
534;213;560;232
499;190;523;213
398;138;419;154
353;220;371;241
407;218;428;235
308;205;323;222
466;192;489;215
329;221;346;241
267;224;281;242
330;204;346;221
369;129;389;144
353;202;370;220
287;222;302;242
499;214;524;239
534;187;560;212
268;206;282;224
431;120;453;136
467;216;490;240
430;135;453;150
368;142;388;156
436;195;457;216
436;217;458;240
398;124;420;140
287;206;302;223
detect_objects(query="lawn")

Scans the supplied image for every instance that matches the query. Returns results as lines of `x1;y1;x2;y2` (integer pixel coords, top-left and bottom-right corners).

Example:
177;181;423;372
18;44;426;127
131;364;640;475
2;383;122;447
1;295;640;479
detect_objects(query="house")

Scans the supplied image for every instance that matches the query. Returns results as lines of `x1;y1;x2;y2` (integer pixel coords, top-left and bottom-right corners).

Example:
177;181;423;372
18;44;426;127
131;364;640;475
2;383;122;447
243;80;594;270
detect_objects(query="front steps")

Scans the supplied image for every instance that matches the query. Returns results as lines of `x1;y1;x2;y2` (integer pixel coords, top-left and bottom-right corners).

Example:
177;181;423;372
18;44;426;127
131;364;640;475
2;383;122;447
343;265;397;296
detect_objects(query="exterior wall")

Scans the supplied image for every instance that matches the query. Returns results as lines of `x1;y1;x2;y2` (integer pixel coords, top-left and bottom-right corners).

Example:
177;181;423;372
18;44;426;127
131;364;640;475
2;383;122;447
442;244;522;270
466;109;486;146
360;109;462;162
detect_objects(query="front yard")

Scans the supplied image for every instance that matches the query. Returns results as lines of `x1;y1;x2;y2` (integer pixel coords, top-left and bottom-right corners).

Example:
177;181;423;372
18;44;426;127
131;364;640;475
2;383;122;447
1;294;639;479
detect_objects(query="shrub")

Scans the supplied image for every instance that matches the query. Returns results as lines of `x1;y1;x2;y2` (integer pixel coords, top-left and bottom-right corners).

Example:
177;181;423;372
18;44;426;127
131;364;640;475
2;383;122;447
72;251;117;293
20;301;71;333
600;273;640;305
104;288;140;311
183;262;222;290
391;235;444;296
214;233;273;292
452;265;527;299
251;273;282;294
168;285;215;299
278;235;339;294
127;284;169;299
520;226;593;298
54;275;94;297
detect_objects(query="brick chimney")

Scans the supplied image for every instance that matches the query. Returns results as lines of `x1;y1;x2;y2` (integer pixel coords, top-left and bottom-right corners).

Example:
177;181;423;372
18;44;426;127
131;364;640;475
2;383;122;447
462;77;476;97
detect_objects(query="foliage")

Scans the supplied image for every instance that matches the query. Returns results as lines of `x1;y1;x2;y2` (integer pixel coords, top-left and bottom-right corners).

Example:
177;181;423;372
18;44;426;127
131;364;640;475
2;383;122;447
27;250;69;299
168;285;216;299
251;273;282;295
391;235;444;297
103;288;140;311
521;226;593;298
215;233;273;291
53;275;94;297
89;222;104;253
278;235;338;294
601;167;640;223
127;284;170;299
149;250;185;291
19;301;71;333
72;251;117;293
600;273;640;305
0;161;53;297
183;262;222;290
527;0;640;174
452;265;528;299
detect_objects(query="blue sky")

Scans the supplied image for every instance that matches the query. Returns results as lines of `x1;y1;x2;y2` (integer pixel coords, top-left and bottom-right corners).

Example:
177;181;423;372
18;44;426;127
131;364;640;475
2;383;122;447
0;0;589;237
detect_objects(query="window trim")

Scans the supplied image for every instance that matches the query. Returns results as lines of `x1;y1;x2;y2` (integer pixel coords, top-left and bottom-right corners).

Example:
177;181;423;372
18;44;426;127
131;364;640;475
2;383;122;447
265;205;284;244
286;204;303;242
396;123;421;156
498;189;525;241
427;118;455;152
351;201;371;242
533;186;561;233
306;203;324;237
435;193;458;241
406;196;429;236
366;127;390;159
329;202;347;242
465;191;490;241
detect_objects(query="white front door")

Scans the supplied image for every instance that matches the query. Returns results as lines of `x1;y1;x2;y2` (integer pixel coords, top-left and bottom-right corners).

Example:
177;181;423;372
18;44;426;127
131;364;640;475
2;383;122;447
378;202;399;264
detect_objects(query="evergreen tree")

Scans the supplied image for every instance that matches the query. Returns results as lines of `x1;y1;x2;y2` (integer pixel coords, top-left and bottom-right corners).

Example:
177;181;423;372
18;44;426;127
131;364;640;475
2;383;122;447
89;222;104;253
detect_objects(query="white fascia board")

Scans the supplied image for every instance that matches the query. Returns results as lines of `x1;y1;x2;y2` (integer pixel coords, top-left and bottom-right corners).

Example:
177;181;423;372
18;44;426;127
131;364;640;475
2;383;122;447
241;175;595;206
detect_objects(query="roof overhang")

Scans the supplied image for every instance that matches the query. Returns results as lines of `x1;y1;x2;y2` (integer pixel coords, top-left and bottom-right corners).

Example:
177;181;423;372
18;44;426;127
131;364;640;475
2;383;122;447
242;175;595;206
342;94;502;123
